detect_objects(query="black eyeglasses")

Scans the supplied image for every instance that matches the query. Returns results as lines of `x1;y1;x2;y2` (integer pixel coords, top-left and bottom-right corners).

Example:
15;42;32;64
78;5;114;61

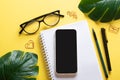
19;10;64;34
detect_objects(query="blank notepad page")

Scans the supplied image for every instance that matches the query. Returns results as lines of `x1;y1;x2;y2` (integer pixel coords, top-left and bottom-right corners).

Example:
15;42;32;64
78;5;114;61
40;21;103;80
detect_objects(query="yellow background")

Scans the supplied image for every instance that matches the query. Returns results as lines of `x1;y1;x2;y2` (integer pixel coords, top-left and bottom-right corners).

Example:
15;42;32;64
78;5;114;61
0;0;120;80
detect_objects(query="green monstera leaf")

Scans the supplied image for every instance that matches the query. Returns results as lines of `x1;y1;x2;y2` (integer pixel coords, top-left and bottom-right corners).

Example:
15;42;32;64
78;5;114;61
78;0;120;22
0;50;39;80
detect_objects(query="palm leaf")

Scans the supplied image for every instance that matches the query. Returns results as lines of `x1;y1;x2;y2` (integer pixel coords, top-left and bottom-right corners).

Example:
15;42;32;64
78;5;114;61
0;50;39;80
78;0;120;22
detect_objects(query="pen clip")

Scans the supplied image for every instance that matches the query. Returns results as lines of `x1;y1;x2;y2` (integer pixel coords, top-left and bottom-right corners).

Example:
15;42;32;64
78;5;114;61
101;28;108;43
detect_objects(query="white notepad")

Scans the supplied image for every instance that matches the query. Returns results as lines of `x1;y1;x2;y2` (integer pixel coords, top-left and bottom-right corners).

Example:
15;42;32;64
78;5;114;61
40;21;103;80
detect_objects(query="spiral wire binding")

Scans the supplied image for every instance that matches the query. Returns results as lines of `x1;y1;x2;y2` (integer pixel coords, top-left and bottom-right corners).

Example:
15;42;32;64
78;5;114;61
40;33;54;80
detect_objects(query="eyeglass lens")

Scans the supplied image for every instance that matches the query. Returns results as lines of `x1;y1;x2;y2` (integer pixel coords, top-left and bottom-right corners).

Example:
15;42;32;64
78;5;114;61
43;12;60;26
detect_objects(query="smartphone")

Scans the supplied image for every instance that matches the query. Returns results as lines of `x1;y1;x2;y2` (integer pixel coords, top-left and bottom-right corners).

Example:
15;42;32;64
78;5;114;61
55;29;77;77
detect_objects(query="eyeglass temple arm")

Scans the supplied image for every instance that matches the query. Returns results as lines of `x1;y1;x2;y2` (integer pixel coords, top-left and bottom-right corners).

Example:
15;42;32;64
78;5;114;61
19;23;28;34
20;10;64;25
53;13;64;17
19;29;23;34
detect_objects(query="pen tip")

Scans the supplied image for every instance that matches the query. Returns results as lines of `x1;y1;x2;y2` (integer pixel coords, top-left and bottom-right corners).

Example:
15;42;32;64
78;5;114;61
92;29;95;33
101;28;105;31
92;29;97;41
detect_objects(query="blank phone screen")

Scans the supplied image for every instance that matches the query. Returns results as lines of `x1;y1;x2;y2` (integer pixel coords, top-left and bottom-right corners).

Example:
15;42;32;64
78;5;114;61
56;29;77;73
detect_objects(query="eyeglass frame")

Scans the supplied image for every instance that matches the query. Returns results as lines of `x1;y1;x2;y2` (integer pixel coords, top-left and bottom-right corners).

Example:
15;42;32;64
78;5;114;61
19;10;64;34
